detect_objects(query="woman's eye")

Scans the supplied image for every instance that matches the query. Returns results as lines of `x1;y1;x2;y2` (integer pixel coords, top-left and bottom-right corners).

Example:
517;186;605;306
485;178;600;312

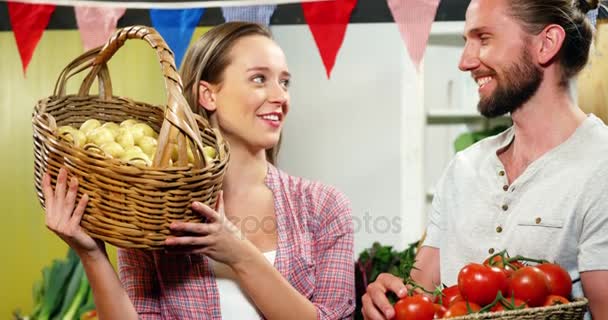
280;79;290;88
252;75;265;84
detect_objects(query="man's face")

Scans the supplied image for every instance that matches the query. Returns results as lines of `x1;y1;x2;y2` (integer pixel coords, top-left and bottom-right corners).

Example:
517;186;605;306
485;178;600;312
459;0;543;118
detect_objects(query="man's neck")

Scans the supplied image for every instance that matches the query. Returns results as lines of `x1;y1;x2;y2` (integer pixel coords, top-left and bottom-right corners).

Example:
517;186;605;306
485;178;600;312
500;82;586;181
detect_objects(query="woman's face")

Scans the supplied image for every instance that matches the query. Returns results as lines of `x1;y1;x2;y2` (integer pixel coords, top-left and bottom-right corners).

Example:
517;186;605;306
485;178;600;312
201;35;290;153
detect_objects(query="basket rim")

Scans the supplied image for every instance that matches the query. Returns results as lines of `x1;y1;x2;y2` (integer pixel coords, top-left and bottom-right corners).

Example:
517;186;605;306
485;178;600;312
449;297;588;320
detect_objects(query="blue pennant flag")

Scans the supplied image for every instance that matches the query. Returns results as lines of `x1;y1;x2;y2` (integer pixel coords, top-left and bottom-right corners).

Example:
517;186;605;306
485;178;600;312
221;5;277;26
149;8;205;68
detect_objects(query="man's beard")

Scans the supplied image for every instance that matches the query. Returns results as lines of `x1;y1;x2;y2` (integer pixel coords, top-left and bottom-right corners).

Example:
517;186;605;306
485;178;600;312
477;48;543;118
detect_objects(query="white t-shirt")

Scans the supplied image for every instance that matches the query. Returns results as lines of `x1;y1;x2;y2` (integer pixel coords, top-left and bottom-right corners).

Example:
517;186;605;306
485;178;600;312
424;114;608;303
210;251;277;319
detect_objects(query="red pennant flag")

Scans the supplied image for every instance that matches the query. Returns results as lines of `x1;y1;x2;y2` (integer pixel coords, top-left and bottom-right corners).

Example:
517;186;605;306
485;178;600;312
302;0;357;79
75;6;126;51
388;0;440;71
7;2;56;75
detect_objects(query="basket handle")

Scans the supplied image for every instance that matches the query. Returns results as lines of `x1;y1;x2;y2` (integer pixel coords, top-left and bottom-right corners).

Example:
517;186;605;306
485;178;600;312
78;25;208;169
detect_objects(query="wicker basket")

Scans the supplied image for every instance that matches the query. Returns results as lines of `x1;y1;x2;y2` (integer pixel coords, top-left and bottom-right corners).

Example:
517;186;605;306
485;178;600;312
450;298;588;320
32;26;229;250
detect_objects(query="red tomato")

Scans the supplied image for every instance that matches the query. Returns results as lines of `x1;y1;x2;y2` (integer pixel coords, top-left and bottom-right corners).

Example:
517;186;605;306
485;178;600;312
437;285;462;308
443;301;481;318
490;297;527;312
458;263;508;306
394;295;435;320
509;266;551;307
483;256;524;276
543;295;570;306
536;263;572;298
433;303;448;319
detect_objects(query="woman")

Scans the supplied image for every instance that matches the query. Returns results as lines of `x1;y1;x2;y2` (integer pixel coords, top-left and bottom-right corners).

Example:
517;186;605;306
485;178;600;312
43;22;355;319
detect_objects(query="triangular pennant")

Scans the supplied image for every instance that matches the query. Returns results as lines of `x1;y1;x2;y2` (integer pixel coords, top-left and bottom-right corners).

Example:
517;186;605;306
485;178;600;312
302;0;357;79
221;5;277;26
75;6;126;51
7;2;56;75
388;0;440;71
149;8;205;68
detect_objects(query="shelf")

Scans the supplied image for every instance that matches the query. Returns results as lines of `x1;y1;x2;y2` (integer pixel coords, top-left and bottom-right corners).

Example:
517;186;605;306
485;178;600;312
430;21;466;36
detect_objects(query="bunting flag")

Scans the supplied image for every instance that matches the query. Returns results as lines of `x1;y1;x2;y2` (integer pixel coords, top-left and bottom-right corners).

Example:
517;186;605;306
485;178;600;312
302;0;357;79
149;8;205;68
7;2;56;75
75;6;126;51
388;0;440;71
221;5;277;26
0;0;327;9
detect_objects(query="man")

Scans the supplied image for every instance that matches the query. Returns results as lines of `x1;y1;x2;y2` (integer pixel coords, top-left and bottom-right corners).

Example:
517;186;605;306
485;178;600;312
362;0;608;319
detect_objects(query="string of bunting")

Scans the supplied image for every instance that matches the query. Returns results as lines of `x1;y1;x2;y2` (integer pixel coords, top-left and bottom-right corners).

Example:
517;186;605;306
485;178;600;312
2;0;516;79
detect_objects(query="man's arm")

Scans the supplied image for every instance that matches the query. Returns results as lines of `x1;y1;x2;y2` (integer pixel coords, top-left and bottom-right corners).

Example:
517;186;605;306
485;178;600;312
410;246;441;292
581;271;608;319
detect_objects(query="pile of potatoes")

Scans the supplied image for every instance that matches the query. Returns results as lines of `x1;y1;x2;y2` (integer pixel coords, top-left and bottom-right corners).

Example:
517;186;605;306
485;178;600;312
57;119;217;167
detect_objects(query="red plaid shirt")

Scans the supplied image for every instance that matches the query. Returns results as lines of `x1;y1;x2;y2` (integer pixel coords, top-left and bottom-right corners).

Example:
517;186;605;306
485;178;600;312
118;164;355;319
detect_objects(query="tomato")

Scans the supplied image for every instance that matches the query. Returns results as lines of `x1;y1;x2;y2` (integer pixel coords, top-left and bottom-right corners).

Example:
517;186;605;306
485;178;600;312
543;295;570;306
442;301;481;318
490;297;527;312
536;263;572;298
458;263;508;306
509;266;551;307
80;310;98;320
394;295;435;320
484;255;524;276
436;285;462;308
433;303;448;319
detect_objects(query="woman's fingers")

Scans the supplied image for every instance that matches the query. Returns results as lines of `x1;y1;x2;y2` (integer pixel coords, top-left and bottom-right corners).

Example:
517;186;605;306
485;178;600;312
64;177;79;216
165;235;213;247
192;201;221;222
55;168;68;208
69;194;89;225
42;171;54;212
169;221;218;236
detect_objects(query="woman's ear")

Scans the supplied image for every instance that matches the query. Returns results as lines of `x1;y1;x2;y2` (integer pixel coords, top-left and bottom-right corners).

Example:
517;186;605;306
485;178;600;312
198;80;217;112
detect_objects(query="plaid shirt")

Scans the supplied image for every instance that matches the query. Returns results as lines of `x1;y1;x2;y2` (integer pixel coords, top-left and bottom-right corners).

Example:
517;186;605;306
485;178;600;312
118;164;355;319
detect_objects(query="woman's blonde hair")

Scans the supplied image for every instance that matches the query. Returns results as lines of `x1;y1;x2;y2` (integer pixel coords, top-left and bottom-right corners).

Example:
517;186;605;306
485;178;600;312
180;22;281;164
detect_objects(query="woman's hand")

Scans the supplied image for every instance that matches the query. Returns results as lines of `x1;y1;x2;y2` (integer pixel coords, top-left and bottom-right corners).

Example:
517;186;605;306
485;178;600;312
43;167;105;258
165;191;256;267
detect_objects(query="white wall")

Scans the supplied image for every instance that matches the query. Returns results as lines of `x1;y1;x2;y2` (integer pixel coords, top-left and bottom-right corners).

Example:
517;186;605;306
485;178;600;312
271;24;425;256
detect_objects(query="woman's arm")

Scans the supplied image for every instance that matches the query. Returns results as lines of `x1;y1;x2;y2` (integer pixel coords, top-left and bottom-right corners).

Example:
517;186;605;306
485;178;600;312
79;250;140;320
42;168;153;320
233;189;354;320
231;244;318;320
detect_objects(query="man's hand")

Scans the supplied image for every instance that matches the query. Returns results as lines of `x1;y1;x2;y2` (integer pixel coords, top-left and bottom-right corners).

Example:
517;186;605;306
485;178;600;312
361;273;407;320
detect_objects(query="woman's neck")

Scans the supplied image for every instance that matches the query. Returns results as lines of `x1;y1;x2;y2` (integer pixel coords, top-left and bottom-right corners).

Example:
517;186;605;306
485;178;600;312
222;141;268;196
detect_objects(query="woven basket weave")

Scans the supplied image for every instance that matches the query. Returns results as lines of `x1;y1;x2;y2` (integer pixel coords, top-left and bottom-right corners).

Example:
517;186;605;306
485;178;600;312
32;26;229;250
450;298;588;320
